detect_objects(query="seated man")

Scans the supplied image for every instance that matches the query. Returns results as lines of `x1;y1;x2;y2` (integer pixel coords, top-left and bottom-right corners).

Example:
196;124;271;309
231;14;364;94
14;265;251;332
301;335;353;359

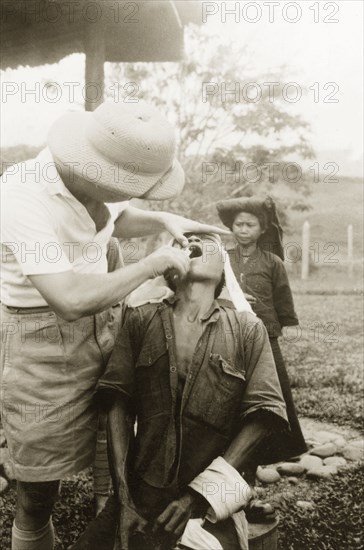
72;234;289;550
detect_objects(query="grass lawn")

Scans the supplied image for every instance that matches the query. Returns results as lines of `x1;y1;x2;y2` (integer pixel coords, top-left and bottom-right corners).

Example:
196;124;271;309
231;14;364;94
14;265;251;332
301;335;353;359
0;293;363;549
285;178;363;262
281;293;363;431
278;292;364;549
277;464;363;549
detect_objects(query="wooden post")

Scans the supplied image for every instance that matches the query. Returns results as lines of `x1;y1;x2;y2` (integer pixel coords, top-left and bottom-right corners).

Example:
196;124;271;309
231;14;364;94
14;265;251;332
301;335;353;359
84;19;106;112
348;224;354;278
301;220;310;280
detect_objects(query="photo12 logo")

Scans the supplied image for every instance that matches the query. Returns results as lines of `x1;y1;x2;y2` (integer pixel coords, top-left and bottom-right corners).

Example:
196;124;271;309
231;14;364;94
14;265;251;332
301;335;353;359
201;2;340;24
0;81;140;105
0;1;139;24
201;81;340;105
201;161;340;185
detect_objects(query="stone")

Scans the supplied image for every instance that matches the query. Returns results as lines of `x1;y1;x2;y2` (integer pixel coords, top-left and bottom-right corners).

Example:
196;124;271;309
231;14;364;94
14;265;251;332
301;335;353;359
0;476;9;494
323;456;347;468
306;466;338;479
296;500;315;511
331;436;347;450
276;463;305;476
3;461;16;481
288;477;299;485
326;465;338;474
256;467;281;484
313;430;335;444
299;454;323;471
349;438;364;450
0;447;10;466
310;443;337;458
343;445;363;462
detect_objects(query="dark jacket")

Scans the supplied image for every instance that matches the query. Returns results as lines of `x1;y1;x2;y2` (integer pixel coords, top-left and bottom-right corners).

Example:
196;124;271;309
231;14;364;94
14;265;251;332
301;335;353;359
228;246;298;337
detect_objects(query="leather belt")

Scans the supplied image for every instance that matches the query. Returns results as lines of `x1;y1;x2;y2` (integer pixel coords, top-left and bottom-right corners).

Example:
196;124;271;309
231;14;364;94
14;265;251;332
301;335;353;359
1;303;51;314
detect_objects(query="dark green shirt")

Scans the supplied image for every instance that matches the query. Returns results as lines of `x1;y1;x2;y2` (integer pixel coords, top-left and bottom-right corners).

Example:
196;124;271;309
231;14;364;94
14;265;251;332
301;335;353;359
97;299;288;518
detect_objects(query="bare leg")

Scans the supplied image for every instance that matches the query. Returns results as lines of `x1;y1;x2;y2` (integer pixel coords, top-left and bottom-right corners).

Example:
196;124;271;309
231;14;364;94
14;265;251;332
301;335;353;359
13;481;59;550
16;480;60;531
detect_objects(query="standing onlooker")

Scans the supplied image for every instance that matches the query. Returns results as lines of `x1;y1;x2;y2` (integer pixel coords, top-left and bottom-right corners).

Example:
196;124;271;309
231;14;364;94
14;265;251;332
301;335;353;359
216;196;307;462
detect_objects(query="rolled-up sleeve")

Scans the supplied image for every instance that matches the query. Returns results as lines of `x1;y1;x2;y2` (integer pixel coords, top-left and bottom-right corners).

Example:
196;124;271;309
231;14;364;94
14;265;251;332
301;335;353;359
239;314;288;425
97;308;140;410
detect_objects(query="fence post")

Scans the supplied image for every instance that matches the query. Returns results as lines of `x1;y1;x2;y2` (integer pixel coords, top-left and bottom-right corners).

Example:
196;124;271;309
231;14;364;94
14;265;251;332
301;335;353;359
347;224;354;278
301;220;310;280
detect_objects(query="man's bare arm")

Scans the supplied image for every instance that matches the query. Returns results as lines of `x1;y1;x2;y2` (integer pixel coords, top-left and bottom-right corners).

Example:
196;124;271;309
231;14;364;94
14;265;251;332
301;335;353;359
113;206;229;246
28;246;190;321
107;398;133;496
107;398;147;550
223;416;270;472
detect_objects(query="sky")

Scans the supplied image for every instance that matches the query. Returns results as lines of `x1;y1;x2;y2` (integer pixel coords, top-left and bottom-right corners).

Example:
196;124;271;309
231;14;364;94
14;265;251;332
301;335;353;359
0;0;363;175
207;0;363;170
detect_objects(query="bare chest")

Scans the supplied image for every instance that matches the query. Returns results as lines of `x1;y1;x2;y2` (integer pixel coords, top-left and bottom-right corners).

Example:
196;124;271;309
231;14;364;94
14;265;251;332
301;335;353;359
173;316;203;373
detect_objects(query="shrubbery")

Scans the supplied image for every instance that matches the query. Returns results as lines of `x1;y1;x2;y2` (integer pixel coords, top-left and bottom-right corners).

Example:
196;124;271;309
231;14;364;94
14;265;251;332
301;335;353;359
278;464;364;549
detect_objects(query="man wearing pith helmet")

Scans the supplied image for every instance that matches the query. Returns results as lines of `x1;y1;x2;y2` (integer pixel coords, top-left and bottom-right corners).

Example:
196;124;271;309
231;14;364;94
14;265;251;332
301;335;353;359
0;100;227;550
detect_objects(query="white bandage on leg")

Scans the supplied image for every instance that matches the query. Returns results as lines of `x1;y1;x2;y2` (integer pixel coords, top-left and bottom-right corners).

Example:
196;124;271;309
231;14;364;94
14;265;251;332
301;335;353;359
188;456;252;523
12;519;55;550
179;518;224;550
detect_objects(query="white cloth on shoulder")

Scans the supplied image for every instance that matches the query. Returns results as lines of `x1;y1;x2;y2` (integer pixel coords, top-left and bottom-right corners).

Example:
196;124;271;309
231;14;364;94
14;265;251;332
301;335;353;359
127;241;254;313
126;275;174;307
221;252;253;313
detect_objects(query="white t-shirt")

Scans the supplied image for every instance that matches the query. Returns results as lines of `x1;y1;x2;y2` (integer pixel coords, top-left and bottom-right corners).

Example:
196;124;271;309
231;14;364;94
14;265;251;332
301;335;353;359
1;148;128;307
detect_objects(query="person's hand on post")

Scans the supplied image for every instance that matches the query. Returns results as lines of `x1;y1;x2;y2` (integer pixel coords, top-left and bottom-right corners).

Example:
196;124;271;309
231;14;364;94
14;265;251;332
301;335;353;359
160;212;230;248
141;245;191;279
153;490;209;544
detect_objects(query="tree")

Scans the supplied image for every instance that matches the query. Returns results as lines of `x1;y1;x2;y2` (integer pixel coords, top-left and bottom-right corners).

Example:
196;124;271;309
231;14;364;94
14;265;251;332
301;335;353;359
106;26;314;224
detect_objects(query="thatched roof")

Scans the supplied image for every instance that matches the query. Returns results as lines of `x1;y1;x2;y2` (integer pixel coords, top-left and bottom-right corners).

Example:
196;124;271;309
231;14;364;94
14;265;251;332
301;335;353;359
0;0;202;69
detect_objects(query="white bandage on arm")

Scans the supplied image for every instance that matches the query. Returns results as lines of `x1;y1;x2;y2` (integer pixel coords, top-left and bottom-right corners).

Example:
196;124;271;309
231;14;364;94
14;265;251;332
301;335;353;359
188;456;252;523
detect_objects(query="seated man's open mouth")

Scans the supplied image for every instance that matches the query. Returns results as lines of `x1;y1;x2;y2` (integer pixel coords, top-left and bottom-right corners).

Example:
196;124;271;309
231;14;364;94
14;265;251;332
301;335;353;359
174;233;221;262
188;243;203;259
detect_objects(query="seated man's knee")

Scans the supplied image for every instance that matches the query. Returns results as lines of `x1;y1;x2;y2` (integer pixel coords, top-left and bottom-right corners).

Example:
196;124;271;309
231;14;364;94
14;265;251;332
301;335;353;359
17;481;60;517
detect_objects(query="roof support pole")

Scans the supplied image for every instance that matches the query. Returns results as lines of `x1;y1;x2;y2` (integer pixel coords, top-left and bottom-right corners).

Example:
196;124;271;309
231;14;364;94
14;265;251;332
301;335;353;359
84;19;106;111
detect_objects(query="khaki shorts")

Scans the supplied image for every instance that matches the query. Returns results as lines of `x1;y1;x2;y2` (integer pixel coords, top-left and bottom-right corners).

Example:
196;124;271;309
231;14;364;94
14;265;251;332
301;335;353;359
0;303;122;482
